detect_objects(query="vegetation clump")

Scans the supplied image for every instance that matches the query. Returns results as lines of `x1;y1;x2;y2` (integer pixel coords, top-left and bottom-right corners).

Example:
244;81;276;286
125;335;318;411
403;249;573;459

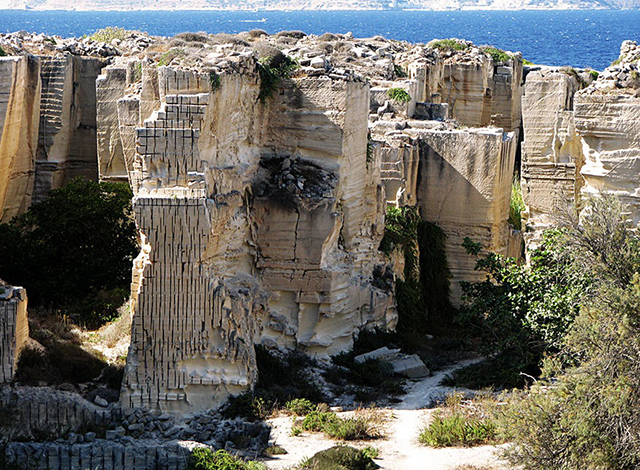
428;39;469;52
455;230;587;389
187;448;264;470
297;409;383;441
91;26;131;43
387;87;411;103
481;46;512;64
222;345;324;420
286;398;317;416
491;195;640;469
257;53;299;104
508;178;525;230
380;206;453;334
209;70;221;91
299;446;378;470
0;177;138;327
0;46;6;56
419;393;498;448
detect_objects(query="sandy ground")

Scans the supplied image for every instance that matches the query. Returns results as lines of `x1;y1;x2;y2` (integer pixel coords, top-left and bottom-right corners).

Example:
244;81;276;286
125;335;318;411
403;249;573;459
262;359;510;470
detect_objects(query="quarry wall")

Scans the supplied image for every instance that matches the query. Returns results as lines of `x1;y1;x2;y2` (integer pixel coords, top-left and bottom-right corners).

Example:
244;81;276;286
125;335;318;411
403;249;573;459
1;33;639;420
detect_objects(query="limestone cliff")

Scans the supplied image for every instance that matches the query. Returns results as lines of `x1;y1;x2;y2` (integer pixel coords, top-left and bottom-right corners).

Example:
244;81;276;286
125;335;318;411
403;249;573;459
0;48;106;222
520;41;640;243
6;31;638;415
576;41;640;224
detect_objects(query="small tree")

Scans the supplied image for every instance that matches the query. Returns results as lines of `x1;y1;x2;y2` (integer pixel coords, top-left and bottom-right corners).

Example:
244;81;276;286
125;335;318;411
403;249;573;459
0;177;138;326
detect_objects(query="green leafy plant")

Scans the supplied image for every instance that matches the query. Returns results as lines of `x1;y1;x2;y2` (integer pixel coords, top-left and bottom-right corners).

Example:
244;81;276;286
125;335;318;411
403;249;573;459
286;398;317;416
188;448;265;470
457;230;588;388
420;414;497;447
158;48;185;66
523;58;534;65
91;26;130;43
387;87;411;103
361;447;379;460
257;54;299;104
589;70;599;80
209;70;221;91
481;46;512;64
300;411;380;441
428;39;469;51
509;178;525;230
380;206;453;334
0;46;6;57
299;446;378;470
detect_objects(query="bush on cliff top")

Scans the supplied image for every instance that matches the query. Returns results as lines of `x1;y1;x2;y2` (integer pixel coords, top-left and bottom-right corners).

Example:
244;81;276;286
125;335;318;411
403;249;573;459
428;39;469;52
0;177;138;327
91;26;131;43
481;46;512;64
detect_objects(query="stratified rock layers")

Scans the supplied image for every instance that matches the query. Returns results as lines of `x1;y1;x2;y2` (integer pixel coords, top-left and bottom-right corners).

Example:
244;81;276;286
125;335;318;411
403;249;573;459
576;91;640;224
521;69;584;238
117;63;394;412
0;53;104;222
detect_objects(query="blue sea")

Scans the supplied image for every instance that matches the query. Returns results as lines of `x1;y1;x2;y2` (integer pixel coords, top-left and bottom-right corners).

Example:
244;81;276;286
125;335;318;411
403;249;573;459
1;10;638;70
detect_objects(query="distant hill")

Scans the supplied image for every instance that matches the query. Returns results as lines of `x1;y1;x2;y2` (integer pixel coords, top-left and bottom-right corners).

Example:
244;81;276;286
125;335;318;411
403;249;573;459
0;0;638;10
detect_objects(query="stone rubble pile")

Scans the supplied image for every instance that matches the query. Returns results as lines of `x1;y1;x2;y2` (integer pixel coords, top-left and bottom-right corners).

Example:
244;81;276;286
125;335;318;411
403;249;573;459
590;40;640;91
0;30;156;57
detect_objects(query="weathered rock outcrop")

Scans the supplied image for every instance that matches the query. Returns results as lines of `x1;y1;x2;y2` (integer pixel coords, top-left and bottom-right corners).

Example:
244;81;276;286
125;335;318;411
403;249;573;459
520;67;587;239
0;281;28;383
575;41;640;223
98;37;398;411
0;55;40;222
521;41;640;242
0;49;106;222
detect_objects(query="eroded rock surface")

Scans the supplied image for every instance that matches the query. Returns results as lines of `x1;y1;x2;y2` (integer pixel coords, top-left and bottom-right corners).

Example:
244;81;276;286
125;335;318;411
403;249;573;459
0;280;28;383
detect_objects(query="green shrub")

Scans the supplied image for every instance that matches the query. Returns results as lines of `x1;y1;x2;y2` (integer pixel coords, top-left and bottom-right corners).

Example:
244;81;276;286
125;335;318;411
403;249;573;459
380;206;453;334
222;346;324;419
387;87;411;103
428;39;469;51
0;178;138;327
465;195;640;468
523;58;534;65
393;64;407;78
458;230;588;388
0;46;6;57
301;411;340;432
420;413;497;447
300;446;378;470
286;398;317;416
508;178;525;230
323;417;372;440
91;26;131;43
158;48;185;66
481;46;511;64
257;54;299;104
188;448;265;470
210;70;221;91
360;447;379;460
300;411;380;441
589;70;599;80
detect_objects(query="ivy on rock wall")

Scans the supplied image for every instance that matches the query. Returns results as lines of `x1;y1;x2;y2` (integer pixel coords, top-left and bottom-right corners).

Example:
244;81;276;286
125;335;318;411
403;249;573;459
380;206;453;333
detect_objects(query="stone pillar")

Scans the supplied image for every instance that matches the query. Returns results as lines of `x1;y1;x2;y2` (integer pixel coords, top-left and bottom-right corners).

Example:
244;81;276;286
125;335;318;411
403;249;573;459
0;282;29;383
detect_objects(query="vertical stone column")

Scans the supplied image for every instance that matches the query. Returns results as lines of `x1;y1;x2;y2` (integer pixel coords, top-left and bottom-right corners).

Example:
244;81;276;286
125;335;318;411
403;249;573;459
0;282;28;383
0;56;41;222
521;69;584;244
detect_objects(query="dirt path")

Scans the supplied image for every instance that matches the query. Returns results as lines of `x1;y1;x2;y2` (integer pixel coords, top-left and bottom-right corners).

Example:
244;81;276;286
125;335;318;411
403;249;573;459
263;359;510;470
